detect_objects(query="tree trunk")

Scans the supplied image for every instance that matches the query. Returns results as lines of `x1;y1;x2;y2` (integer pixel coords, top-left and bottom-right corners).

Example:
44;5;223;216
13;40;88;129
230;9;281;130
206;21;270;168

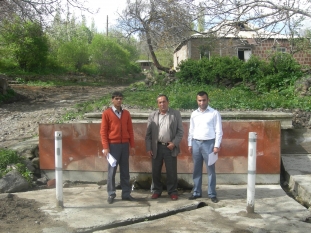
146;32;170;73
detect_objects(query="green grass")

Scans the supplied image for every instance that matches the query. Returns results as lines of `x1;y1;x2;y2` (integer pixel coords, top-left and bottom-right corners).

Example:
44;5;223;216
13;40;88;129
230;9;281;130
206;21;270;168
58;81;311;122
4;76;311;122
0;89;15;104
0;149;33;183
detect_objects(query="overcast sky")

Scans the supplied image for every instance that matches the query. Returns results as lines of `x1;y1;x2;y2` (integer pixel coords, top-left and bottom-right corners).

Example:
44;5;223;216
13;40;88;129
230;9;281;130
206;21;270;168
78;0;127;32
77;0;310;34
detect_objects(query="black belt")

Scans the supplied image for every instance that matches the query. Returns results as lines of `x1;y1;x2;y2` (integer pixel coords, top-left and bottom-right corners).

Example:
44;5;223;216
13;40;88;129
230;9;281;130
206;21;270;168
194;139;213;142
158;142;169;146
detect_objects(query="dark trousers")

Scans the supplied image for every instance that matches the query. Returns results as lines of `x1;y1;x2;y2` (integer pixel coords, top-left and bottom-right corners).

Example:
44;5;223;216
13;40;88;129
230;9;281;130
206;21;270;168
152;144;178;195
107;143;131;198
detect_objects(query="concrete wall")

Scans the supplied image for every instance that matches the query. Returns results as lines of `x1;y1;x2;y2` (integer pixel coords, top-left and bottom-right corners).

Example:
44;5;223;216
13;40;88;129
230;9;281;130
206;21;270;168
173;37;311;69
281;129;311;154
39;121;281;184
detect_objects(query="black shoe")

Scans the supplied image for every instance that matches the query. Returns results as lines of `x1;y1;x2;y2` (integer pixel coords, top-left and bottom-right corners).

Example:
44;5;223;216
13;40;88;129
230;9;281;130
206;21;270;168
188;195;202;200
122;195;136;201
107;195;115;204
211;197;218;203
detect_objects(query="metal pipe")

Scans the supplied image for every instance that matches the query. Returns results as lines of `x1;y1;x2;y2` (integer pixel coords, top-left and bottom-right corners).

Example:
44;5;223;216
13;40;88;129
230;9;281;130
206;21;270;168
55;131;63;208
247;132;257;213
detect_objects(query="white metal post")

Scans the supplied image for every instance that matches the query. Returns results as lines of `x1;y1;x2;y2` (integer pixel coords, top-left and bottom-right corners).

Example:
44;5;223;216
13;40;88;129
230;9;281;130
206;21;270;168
247;132;257;213
55;131;63;208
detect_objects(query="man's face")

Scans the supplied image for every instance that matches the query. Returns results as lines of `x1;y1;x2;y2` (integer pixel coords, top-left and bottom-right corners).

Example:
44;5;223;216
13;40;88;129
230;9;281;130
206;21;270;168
112;96;123;108
157;96;169;113
197;94;208;110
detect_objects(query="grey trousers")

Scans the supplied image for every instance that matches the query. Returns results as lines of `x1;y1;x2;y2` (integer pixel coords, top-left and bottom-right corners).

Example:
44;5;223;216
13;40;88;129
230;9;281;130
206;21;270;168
107;143;131;198
152;144;178;195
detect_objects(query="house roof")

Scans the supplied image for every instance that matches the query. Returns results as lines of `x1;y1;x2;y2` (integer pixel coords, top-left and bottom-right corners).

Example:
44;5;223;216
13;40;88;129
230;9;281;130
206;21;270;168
174;21;289;53
135;60;153;63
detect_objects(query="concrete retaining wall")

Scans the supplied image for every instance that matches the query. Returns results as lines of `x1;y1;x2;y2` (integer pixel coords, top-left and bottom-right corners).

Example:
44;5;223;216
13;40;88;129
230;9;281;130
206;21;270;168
40;120;281;184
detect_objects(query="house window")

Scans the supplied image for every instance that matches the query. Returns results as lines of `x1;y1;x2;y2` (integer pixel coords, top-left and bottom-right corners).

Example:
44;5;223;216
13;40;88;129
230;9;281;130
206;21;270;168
200;50;210;60
237;48;252;61
274;47;287;53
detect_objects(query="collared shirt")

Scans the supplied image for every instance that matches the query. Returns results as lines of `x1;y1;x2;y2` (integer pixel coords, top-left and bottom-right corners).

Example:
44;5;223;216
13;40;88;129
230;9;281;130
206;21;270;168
158;108;171;143
188;106;223;147
112;106;122;119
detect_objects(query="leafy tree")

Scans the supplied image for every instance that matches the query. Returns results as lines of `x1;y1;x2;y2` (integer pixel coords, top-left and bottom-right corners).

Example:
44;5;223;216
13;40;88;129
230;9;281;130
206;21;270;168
57;39;89;71
47;12;94;71
0;0;91;24
1;18;49;72
89;34;131;77
108;29;140;62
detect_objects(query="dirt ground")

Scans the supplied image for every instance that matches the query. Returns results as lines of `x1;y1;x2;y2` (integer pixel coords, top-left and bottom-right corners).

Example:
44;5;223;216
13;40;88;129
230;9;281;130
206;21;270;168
0;193;74;233
0;84;128;233
0;84;128;148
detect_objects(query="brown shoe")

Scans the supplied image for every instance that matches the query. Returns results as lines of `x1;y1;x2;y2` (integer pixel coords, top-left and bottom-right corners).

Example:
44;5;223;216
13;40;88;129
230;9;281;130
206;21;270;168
170;194;178;200
151;193;161;199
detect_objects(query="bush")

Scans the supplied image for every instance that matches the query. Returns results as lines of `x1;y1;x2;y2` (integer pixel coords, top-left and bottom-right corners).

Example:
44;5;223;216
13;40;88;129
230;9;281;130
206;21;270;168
89;34;131;77
0;88;15;104
176;53;303;93
1;18;49;72
175;59;203;83
0;149;32;183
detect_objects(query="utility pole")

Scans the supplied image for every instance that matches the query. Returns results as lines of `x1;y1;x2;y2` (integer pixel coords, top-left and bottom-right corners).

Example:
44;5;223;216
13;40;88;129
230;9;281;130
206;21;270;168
106;15;108;37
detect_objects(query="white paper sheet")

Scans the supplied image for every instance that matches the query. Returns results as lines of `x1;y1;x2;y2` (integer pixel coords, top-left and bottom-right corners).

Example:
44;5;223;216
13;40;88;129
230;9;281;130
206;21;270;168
107;153;117;167
208;152;218;166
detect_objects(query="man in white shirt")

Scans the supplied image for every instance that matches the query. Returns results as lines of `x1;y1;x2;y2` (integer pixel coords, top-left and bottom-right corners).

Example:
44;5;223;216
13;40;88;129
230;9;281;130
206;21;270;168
188;91;223;203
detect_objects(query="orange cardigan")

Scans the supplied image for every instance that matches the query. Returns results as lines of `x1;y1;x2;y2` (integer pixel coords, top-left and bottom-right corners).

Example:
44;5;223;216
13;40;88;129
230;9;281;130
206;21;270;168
100;108;135;149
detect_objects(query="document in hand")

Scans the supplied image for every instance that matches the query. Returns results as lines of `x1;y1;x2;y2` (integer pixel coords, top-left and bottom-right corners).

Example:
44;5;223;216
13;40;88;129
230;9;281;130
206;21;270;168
208;152;218;166
107;153;117;167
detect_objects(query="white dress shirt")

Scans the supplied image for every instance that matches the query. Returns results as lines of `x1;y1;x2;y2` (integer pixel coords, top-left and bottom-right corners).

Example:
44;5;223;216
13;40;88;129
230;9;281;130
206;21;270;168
112;106;122;119
188;106;223;147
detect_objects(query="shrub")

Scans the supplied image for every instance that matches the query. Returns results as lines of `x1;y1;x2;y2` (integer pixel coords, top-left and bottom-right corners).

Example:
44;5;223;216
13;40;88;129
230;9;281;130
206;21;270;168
176;53;303;93
0;88;15;104
176;59;205;83
0;149;32;183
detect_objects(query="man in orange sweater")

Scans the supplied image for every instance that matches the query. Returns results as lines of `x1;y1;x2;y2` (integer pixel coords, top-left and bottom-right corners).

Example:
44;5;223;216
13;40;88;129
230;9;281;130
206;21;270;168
100;91;135;204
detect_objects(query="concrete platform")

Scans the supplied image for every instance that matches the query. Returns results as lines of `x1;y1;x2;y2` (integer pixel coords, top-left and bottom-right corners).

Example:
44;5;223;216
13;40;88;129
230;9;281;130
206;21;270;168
282;154;311;207
15;184;311;233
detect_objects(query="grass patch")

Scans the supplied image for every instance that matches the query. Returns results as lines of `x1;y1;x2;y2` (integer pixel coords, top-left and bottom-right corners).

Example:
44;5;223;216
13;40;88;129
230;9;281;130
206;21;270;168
0;149;33;183
0;89;16;104
58;81;311;123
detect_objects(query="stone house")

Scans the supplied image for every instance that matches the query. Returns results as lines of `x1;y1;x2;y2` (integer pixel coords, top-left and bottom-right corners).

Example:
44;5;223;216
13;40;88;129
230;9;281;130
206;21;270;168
173;22;311;70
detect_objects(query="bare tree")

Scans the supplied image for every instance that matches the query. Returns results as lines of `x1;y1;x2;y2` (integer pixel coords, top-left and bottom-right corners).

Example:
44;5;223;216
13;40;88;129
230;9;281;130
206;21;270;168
118;0;194;73
0;0;91;24
191;0;311;36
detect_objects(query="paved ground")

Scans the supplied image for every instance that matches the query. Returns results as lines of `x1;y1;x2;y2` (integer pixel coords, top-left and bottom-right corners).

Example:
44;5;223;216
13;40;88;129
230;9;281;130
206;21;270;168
13;182;311;233
6;152;311;233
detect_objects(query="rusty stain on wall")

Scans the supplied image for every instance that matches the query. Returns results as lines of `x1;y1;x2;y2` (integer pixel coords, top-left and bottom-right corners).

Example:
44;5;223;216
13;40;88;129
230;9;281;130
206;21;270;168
39;121;280;174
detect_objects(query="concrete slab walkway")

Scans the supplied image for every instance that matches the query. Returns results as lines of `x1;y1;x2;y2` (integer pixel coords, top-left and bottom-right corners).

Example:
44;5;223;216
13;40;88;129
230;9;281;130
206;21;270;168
15;183;311;233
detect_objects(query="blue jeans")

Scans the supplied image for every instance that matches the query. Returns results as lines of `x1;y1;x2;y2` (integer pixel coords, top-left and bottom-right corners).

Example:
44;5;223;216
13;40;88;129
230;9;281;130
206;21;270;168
191;139;217;198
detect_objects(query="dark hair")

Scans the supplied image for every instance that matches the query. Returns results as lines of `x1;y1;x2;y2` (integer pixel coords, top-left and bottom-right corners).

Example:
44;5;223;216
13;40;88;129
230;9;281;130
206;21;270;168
157;94;169;102
197;91;208;98
112;91;123;99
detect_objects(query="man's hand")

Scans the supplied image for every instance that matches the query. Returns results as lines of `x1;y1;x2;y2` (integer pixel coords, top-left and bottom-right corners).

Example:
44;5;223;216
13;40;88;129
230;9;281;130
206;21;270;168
188;146;192;154
147;151;153;157
213;147;220;154
130;147;135;156
167;142;175;151
102;148;109;158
